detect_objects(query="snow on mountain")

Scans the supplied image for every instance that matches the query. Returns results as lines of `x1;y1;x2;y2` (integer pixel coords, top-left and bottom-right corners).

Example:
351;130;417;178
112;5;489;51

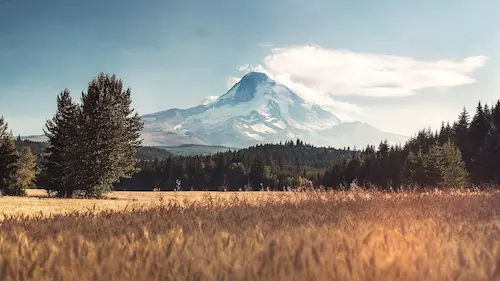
199;96;219;105
141;72;408;148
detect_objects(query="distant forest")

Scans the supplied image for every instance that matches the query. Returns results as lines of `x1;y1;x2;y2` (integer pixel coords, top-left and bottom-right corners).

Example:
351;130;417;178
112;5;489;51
14;138;172;164
115;141;354;191
115;100;500;191
16;99;500;192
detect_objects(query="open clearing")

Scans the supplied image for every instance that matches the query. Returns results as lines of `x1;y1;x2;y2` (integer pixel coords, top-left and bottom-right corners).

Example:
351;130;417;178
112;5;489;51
0;189;287;219
1;188;500;280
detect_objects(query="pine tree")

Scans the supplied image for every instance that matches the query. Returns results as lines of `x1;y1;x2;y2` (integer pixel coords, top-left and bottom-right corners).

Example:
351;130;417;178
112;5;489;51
441;141;469;187
423;145;444;187
487;101;500;183
164;156;173;188
40;90;81;197
0;117;20;195
212;153;226;188
227;162;246;190
469;102;491;183
438;122;453;145
453;107;472;170
78;73;144;197
249;156;265;189
13;147;36;195
403;149;425;187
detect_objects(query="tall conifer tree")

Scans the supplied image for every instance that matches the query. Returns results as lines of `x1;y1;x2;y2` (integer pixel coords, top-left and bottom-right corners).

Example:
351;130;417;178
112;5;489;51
441;141;469;187
14;147;37;194
0;117;20;195
41;90;81;197
78;73;144;197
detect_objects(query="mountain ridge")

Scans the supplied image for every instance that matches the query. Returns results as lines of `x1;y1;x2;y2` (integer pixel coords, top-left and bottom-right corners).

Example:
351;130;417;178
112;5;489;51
140;72;408;148
23;72;409;149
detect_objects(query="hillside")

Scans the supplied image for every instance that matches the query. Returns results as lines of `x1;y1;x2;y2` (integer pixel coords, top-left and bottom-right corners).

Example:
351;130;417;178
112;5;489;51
14;140;173;163
160;144;237;156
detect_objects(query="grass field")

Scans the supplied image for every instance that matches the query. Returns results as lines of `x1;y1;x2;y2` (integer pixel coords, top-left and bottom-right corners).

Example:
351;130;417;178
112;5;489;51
0;189;289;219
1;188;500;280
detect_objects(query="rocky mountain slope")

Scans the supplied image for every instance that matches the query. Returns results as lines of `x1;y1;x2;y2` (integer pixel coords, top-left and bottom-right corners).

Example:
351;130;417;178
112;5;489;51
141;72;408;149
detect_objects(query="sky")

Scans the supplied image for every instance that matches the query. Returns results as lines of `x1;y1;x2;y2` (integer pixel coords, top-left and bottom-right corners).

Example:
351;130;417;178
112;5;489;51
1;0;499;137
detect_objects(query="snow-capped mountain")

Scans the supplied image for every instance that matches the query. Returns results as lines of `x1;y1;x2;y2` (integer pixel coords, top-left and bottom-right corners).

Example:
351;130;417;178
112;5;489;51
141;72;408;149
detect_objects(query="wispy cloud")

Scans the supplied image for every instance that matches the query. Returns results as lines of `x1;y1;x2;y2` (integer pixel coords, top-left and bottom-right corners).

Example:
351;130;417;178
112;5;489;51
232;44;488;121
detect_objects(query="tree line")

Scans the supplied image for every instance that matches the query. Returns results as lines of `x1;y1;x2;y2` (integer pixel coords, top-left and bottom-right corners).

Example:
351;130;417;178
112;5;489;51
2;72;500;196
322;102;500;189
114;140;354;191
117;101;500;191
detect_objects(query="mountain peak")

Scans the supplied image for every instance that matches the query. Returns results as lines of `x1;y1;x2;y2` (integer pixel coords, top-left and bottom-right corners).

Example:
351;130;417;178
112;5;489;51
217;72;276;104
239;71;271;83
140;70;408;148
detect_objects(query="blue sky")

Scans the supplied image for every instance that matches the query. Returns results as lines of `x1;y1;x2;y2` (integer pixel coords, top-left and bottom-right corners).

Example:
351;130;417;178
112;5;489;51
1;0;499;136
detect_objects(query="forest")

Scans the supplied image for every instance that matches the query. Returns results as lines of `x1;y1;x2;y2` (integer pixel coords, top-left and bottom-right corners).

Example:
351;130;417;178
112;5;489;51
114;141;354;191
115;100;500;191
4;99;499;193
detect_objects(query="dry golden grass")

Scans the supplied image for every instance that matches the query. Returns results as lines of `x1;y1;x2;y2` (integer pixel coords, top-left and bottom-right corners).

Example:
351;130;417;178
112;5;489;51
0;189;288;219
1;188;500;280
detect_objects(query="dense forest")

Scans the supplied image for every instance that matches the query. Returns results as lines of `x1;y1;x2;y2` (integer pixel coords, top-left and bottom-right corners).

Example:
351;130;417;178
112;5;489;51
114;140;355;191
321;101;500;190
116;100;500;191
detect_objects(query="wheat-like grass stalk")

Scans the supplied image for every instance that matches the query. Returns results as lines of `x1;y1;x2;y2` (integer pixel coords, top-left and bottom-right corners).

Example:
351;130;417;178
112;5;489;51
0;189;499;280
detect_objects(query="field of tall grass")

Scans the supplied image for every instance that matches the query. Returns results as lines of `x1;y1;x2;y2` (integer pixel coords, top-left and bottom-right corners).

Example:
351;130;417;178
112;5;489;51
1;188;500;280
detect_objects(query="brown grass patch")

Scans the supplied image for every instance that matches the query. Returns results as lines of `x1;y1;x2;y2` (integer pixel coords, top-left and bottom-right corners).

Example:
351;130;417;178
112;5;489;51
1;189;500;280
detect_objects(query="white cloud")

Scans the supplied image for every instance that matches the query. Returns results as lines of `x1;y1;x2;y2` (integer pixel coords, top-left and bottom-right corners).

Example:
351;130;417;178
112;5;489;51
245;45;487;98
235;62;363;121
232;44;487;121
226;76;241;89
200;96;219;105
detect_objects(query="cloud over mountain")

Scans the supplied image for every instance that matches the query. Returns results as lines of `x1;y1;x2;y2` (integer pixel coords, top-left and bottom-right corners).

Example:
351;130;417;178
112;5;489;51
232;45;487;122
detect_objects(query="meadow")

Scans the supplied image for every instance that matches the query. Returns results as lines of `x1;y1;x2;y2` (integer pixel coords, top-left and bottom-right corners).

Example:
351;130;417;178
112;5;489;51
1;188;500;280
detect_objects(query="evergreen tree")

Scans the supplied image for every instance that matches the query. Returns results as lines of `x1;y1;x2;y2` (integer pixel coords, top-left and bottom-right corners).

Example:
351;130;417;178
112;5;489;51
78;73;144;197
486;101;500;183
441;141;469;187
227;162;246;190
493;101;500;130
0;117;20;195
423;145;444;187
438;122;453;145
403;150;421;187
469;102;491;183
211;153;226;188
41;90;81;197
453;107;472;170
13;147;36;195
164;157;173;188
249;156;265;189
